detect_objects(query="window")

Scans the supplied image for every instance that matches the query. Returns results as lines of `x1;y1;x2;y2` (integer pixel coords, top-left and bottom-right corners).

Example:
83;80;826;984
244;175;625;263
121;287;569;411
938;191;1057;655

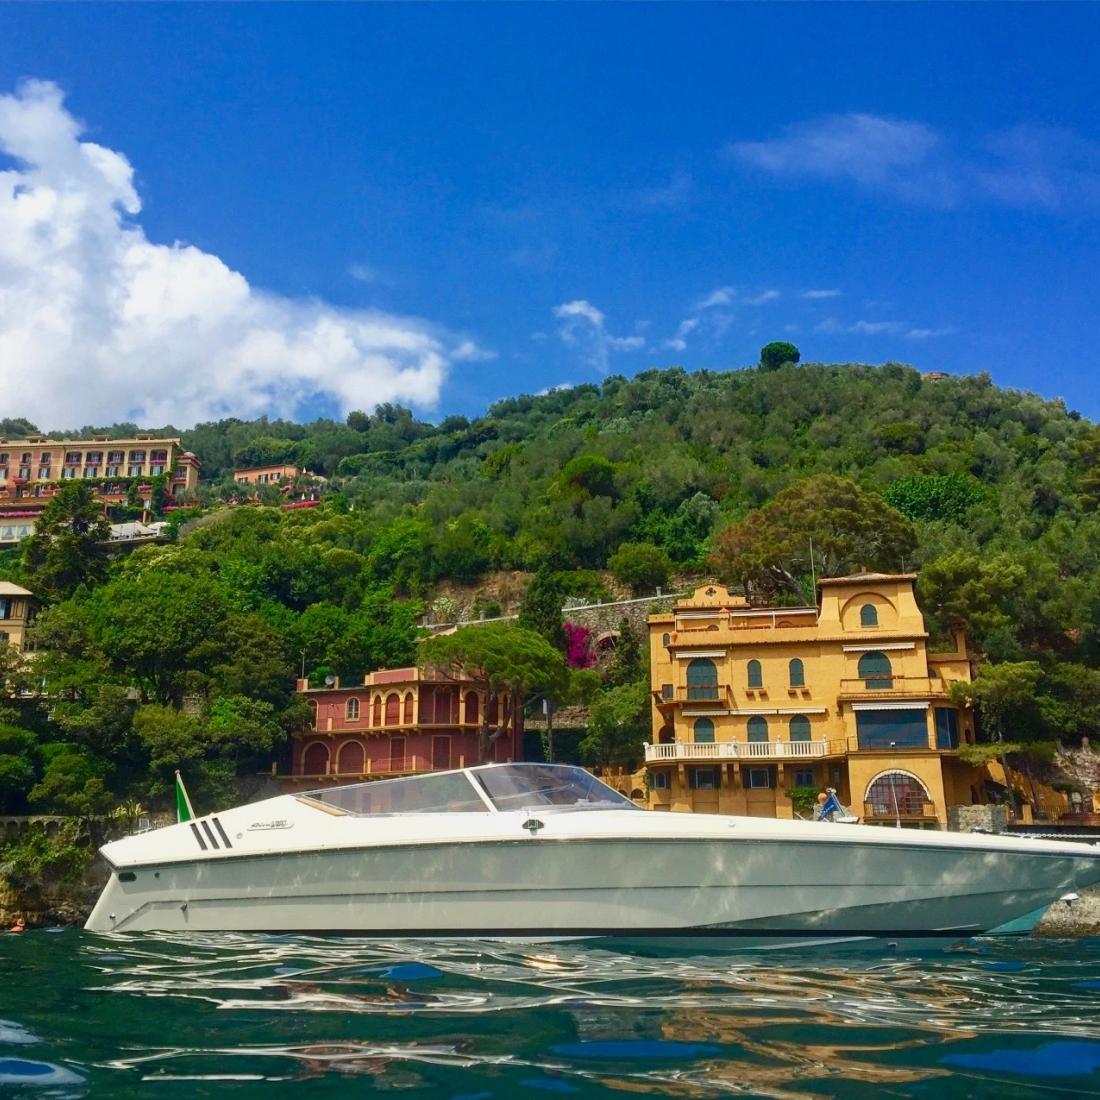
935;708;960;750
651;771;670;790
793;767;815;788
746;767;772;789
17;467;30;479
789;715;811;742
301;742;329;775
788;658;805;687
385;692;400;725
62;467;76;479
85;451;103;463
150;449;168;463
855;710;928;750
37;467;50;479
860;603;879;627
107;451;124;464
83;467;98;478
662;632;670;648
660;683;673;700
747;716;769;743
150;465;164;476
866;771;930;817
346;697;360;721
688;766;720;790
106;466;120;477
693;718;715;744
747;659;762;689
464;691;479;724
372;695;382;726
687;658;718;701
127;465;143;477
857;651;893;689
65;451;81;464
0;598;10;619
19;453;31;463
128;450;146;463
338;741;365;775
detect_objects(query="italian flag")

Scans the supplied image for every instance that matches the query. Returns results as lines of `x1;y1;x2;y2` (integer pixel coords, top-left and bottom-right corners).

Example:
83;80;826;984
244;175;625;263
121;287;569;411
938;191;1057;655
175;770;195;823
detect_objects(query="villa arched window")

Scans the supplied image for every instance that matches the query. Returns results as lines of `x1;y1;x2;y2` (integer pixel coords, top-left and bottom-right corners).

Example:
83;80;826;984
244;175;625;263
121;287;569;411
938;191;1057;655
860;604;879;627
385;692;400;725
747;716;769;743
372;695;382;726
345;697;360;721
693;718;715;744
687;658;718;701
788;658;805;688
866;771;930;818
747;659;763;689
662;632;671;648
658;725;674;744
858;651;893;690
789;715;811;742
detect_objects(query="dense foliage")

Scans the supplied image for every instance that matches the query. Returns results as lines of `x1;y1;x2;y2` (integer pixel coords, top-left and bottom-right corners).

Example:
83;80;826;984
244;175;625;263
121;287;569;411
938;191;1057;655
3;360;1100;801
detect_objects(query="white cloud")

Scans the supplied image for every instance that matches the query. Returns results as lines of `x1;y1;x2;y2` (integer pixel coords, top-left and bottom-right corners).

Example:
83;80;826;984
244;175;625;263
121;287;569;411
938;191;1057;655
744;289;780;305
662;317;699;351
0;80;477;428
801;288;841;299
694;286;735;310
816;317;956;339
347;262;380;283
552;299;645;373
726;112;1100;212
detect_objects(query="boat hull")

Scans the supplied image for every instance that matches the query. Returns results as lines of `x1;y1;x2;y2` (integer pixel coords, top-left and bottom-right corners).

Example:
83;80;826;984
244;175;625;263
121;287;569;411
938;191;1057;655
84;832;1100;940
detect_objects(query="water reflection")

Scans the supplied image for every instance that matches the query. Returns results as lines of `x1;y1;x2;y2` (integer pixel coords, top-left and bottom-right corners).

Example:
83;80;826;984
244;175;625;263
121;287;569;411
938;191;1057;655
7;933;1098;1095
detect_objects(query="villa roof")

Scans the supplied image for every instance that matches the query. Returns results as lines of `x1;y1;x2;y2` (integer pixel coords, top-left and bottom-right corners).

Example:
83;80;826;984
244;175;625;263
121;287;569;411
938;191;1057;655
0;581;34;597
817;572;918;587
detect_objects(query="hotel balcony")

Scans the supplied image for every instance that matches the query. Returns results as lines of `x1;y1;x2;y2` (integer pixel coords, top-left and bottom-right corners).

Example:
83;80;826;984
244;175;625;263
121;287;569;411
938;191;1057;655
644;739;831;764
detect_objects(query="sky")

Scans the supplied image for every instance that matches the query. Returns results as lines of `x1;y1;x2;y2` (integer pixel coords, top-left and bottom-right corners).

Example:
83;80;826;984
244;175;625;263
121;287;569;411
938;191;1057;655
1;3;1099;429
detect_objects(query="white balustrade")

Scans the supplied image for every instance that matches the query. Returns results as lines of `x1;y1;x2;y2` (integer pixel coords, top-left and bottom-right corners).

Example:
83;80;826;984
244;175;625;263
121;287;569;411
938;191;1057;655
644;740;828;763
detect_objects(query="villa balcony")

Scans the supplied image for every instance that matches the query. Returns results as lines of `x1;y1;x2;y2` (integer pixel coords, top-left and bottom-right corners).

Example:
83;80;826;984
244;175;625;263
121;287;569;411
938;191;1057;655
644;739;830;764
837;676;952;701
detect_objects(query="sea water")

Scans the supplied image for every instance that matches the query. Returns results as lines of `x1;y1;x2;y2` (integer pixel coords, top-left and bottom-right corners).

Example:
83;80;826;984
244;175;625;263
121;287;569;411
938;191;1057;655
3;930;1100;1097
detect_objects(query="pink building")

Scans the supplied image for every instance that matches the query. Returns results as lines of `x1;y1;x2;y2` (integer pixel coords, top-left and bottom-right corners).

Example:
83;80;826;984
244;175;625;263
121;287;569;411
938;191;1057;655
288;666;525;790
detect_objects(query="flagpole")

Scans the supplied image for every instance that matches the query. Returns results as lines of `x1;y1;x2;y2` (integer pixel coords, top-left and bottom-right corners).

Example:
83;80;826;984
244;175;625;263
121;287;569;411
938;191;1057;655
175;770;195;823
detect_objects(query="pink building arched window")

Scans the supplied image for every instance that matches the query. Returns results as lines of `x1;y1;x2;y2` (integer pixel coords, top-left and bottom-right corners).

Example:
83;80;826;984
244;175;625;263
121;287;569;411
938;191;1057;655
385;692;400;725
372;695;382;727
338;741;364;775
464;691;479;725
302;742;329;776
404;692;414;724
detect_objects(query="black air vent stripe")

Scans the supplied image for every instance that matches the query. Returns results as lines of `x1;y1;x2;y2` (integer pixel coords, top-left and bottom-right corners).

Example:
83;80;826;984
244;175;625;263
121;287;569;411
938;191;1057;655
200;821;219;849
212;817;232;849
189;823;208;851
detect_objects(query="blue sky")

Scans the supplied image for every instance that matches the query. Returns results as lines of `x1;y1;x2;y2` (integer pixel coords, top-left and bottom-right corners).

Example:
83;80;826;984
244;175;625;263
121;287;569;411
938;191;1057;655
1;3;1099;428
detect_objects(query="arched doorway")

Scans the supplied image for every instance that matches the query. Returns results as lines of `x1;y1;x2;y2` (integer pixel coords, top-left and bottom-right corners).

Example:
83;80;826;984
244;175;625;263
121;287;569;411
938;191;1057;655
337;740;365;775
302;741;329;776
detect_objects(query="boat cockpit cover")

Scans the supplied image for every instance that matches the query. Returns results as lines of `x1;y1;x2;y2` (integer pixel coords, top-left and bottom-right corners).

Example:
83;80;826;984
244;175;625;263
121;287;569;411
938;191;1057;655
299;764;638;816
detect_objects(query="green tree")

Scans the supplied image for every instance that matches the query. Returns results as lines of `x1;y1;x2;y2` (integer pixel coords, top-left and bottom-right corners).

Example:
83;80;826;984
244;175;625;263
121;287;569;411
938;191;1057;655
580;681;651;768
949;661;1043;743
605;617;645;688
517;567;567;651
0;723;38;813
29;743;112;817
917;551;1028;648
759;341;800;372
608;542;671;596
20;482;112;600
710;475;916;602
421;623;571;762
884;474;983;522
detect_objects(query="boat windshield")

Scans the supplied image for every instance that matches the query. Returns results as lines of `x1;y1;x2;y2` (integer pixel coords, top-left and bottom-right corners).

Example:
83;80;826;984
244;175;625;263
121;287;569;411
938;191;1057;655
473;764;639;813
298;764;638;817
301;769;490;816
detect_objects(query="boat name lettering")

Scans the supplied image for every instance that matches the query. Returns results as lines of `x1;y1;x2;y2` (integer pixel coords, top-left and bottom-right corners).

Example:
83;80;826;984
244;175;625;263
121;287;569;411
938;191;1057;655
247;819;293;831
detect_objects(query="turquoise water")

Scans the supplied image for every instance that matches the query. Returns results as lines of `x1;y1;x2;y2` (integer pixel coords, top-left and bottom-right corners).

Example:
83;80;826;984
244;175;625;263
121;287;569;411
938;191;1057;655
4;932;1100;1096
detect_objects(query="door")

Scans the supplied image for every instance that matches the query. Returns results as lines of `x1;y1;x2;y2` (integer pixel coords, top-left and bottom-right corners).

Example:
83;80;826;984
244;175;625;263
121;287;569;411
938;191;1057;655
432;735;450;771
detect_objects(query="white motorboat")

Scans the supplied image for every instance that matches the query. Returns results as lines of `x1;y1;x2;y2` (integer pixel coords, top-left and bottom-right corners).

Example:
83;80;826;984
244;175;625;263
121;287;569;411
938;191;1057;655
85;763;1100;945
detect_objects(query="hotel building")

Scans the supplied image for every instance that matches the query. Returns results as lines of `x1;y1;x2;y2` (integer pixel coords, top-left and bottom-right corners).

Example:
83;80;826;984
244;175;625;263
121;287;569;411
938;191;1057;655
288;666;524;789
0;435;201;542
646;574;987;827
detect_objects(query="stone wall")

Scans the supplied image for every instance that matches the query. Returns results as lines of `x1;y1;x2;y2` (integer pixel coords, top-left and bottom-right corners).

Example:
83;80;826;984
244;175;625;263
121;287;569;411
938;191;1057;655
947;804;1010;833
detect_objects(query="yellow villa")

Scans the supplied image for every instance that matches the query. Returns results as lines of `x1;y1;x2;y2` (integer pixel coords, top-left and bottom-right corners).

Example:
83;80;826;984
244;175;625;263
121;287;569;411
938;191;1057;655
646;574;991;827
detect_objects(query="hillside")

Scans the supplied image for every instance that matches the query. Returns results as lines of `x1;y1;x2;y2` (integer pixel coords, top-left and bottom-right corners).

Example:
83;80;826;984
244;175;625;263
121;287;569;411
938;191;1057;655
3;360;1100;816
